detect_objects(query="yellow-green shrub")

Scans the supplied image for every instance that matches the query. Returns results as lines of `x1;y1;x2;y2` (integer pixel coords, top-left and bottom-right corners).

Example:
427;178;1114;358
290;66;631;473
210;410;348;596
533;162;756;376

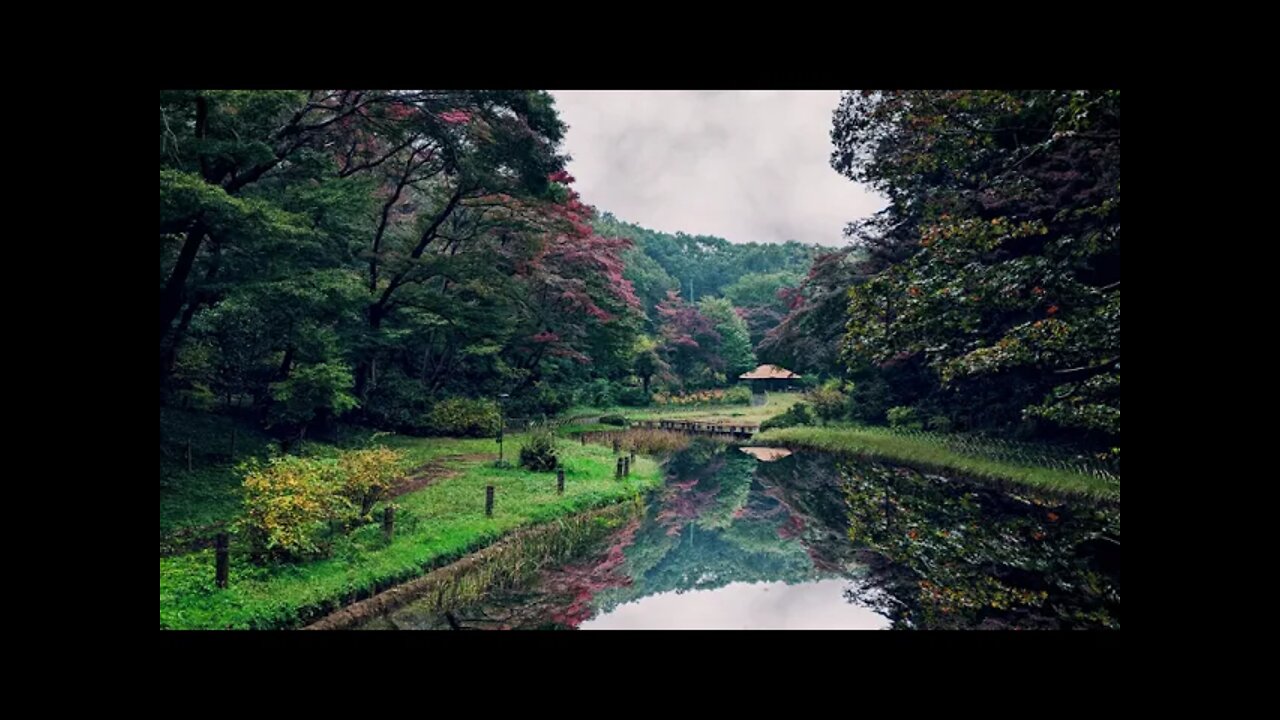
237;446;404;560
338;446;403;520
238;455;347;560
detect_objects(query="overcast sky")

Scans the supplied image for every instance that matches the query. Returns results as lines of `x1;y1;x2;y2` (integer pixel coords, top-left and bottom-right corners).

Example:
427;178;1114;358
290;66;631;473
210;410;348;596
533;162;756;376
548;90;886;247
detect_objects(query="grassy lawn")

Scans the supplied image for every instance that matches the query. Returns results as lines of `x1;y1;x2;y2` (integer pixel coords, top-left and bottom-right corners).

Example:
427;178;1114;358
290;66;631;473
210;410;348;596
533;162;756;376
160;409;509;546
753;424;1119;501
160;409;278;542
160;434;662;629
567;392;801;425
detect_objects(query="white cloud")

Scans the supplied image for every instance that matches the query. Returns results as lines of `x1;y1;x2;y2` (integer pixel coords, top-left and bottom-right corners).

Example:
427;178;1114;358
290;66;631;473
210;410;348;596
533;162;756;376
549;90;886;246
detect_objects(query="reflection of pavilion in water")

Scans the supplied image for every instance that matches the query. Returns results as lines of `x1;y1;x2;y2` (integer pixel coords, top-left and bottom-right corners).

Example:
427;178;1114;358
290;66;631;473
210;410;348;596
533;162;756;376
738;446;793;462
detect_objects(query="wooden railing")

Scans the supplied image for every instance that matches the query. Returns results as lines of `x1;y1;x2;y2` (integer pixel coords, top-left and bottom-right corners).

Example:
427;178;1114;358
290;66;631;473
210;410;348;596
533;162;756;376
630;419;759;437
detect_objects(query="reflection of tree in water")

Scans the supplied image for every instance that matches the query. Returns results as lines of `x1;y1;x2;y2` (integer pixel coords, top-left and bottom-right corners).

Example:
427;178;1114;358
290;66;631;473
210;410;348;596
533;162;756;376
429;441;824;628
592;443;818;614
408;441;1118;630
752;453;869;574
832;458;1120;629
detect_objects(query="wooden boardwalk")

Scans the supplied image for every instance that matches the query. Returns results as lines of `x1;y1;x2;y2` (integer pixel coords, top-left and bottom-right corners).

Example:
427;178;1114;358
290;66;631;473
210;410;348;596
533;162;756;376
632;418;759;439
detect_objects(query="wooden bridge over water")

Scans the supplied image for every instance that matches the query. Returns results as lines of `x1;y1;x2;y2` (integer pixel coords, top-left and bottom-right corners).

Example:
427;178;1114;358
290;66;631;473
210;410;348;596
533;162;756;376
631;419;760;439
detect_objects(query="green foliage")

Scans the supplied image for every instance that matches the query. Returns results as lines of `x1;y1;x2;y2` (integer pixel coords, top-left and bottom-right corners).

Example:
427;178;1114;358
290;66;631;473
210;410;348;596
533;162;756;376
697;297;757;378
266;362;358;433
599;414;629;427
887;406;923;431
505;383;575;419
596;212;817;315
579;378;618;408
831;90;1120;453
754;425;1117;500
722;271;803;310
362;368;434;432
616;386;651;407
758;249;866;376
760;401;815;431
620;245;679;318
927;414;953;433
631;345;669;395
161;434;664;629
425;397;500;437
518;427;559;471
723;385;752;405
805;380;849;424
237;455;347;561
162;90;649;446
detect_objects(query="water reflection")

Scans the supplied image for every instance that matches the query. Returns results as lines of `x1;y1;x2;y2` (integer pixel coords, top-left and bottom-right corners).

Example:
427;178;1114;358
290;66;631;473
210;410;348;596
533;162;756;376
581;579;890;630
738;446;793;462
363;438;1120;630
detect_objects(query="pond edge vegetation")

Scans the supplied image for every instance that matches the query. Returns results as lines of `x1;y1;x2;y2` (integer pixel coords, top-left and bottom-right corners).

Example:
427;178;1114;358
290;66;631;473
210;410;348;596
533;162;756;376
753;425;1119;502
159;435;663;630
307;497;646;629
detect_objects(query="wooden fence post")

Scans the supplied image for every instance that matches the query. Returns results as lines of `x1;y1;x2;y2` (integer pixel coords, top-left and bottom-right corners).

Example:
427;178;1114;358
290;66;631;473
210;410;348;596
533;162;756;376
485;485;495;516
557;468;565;495
623;456;630;476
215;532;229;589
383;506;396;540
615;457;623;479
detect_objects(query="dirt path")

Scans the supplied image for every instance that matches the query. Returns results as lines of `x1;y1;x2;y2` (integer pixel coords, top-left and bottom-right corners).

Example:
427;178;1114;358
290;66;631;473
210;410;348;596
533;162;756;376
387;453;492;497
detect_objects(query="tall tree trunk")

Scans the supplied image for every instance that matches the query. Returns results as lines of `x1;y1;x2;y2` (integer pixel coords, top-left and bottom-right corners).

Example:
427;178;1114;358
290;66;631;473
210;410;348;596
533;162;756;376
159;222;206;342
354;306;385;401
277;345;296;381
159;298;203;386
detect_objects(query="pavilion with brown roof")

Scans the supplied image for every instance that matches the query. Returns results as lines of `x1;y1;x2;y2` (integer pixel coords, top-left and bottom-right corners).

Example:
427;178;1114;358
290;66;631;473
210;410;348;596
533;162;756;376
738;364;801;392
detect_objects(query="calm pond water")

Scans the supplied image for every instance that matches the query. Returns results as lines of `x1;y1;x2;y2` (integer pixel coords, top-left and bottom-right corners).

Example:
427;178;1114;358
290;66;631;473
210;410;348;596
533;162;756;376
360;440;1120;630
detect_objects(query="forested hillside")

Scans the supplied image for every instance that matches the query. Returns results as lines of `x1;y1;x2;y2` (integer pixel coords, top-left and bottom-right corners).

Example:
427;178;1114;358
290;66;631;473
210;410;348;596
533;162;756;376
160;89;1118;454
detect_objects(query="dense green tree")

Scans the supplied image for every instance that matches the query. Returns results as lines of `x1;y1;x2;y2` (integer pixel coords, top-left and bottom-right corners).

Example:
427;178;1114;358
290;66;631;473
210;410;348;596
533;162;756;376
696;297;756;378
161;90;646;439
831;90;1120;450
722;271;802;348
595;212;817;321
757;248;868;377
632;343;669;396
620;245;679;320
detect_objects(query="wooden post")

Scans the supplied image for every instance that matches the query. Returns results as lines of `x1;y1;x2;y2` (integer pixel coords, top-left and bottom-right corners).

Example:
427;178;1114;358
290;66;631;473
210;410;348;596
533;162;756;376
557;468;565;494
616;457;623;479
186;439;193;472
383;506;396;540
485;485;495;516
630;449;636;465
623;456;630;476
215;532;229;589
